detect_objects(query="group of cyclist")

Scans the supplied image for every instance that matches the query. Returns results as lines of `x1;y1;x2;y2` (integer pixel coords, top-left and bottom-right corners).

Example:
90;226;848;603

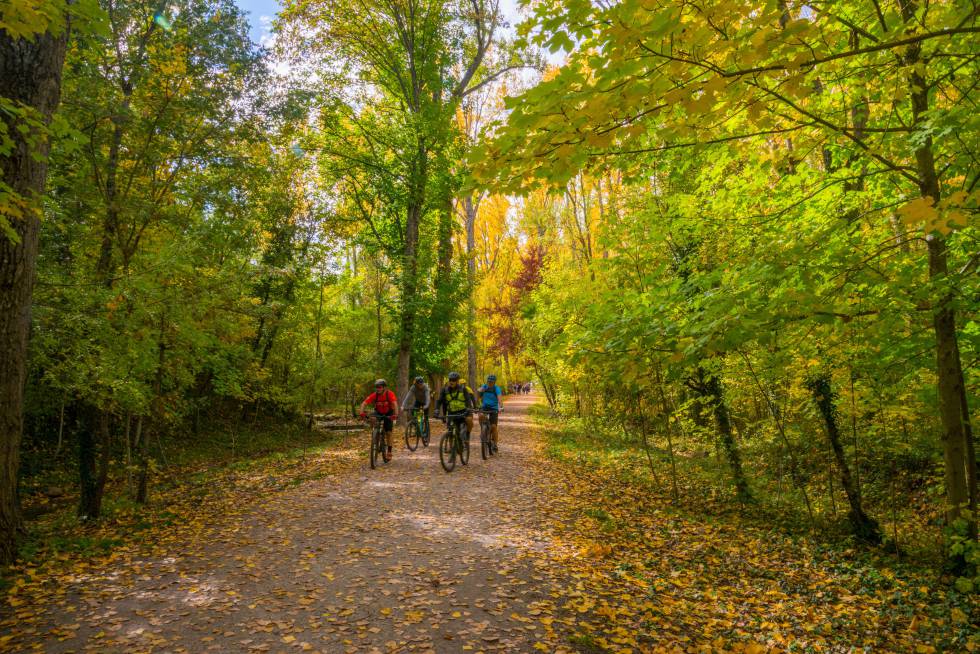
358;373;504;460
511;382;532;395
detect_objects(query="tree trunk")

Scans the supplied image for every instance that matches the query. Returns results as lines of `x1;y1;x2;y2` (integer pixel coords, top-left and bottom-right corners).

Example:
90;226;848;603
78;407;109;519
307;274;325;430
435;198;454;391
396;197;423;413
464;195;479;389
654;364;680;502
138;312;167;503
806;372;881;543
124;413;133;494
135;416;148;504
898;0;975;536
700;372;752;503
633;392;661;485
0;23;71;561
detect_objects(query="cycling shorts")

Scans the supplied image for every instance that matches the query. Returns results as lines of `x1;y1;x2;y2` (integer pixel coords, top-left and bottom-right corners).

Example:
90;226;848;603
373;411;394;431
446;412;469;427
480;409;499;425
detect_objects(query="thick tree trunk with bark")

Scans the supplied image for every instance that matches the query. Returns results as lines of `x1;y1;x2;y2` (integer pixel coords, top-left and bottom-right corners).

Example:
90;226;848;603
78;409;111;519
899;0;975;537
0;23;70;563
396;200;423;411
806;373;881;543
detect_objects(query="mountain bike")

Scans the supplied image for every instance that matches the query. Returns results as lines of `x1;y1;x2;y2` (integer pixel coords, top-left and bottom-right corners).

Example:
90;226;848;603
367;412;392;469
405;407;429;451
438;411;470;472
476;410;495;460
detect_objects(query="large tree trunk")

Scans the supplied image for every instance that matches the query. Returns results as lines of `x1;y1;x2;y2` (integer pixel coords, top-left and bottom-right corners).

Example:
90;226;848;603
396;200;423;412
899;0;975;537
78;409;112;519
464;195;479;389
806;373;881;543
0;23;71;563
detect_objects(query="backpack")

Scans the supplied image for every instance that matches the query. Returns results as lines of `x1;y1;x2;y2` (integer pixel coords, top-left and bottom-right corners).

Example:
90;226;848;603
371;390;395;414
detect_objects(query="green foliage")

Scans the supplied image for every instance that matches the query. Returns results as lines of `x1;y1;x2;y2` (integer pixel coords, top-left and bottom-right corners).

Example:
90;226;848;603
472;0;978;573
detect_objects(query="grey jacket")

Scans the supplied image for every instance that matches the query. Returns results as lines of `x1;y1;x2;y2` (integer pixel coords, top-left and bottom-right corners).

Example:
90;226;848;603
401;384;430;410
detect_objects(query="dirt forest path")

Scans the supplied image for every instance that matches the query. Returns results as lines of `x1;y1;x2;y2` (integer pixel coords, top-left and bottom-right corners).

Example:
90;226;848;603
12;394;585;654
7;393;959;653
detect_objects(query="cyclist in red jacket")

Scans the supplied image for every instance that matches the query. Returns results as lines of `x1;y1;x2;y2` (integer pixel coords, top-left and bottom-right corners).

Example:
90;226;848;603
359;379;399;458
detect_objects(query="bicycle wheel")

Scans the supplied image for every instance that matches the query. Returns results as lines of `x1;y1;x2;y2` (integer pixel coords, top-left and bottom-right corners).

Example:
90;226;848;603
439;426;456;472
370;427;379;469
421;418;430;447
405;420;419;452
381;429;392;463
460;426;470;466
480;422;489;460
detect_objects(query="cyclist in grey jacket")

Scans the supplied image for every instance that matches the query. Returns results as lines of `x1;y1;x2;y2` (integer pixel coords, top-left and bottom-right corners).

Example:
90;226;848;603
401;376;431;434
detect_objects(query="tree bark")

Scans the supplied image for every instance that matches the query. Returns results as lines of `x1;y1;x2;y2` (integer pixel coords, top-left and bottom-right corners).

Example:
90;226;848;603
464;195;479;389
697;371;752;503
435;198;454;393
396;177;425;412
307;273;326;430
0;21;71;562
138;312;167;504
899;0;975;536
78;406;103;520
806;373;881;543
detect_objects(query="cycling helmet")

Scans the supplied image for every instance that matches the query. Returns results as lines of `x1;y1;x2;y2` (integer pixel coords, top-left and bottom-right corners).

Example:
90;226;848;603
414;376;425;384
486;374;497;383
374;379;387;387
447;371;461;382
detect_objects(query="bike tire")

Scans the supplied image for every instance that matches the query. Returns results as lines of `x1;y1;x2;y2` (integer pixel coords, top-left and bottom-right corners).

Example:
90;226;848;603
421;420;430;447
439;428;456;472
481;422;489;460
381;428;392;463
370;427;379;469
405;421;419;452
460;427;470;466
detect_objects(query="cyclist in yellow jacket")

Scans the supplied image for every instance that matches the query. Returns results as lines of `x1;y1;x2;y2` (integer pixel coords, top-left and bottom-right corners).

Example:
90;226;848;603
434;372;476;439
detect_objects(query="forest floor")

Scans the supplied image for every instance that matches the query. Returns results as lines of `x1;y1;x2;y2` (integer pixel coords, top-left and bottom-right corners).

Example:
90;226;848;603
2;394;976;653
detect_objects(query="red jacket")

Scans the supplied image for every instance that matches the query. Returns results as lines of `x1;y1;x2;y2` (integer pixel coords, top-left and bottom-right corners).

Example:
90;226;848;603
363;390;397;415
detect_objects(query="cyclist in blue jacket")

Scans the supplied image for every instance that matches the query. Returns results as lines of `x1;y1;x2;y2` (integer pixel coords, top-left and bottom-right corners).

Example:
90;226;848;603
477;374;503;452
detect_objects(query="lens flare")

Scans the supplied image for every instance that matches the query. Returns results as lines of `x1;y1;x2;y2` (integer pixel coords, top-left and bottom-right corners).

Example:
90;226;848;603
153;12;172;31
